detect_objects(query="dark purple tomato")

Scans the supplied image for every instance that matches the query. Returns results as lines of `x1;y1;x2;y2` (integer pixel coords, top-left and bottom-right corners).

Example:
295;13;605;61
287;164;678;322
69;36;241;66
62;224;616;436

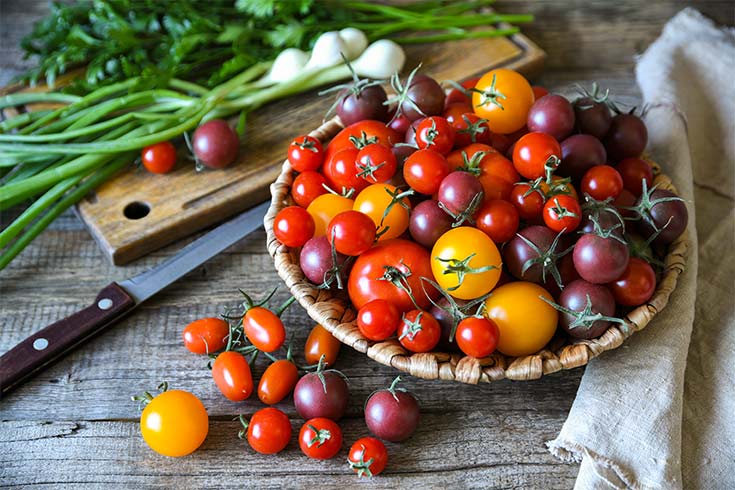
527;94;575;141
192;119;239;168
409;199;453;248
429;296;464;352
300;236;349;286
559;134;607;181
614;188;637;219
603;113;648;162
636;189;688;245
579;209;625;238
404;117;425;146
392;145;416;167
437;171;484;217
403;74;445;121
558;279;617;339
543;252;581;299
293;371;349;421
388;112;411;137
616;157;654;197
573;232;629;284
364;378;420;442
574;97;612;139
504;225;558;283
337;85;389;126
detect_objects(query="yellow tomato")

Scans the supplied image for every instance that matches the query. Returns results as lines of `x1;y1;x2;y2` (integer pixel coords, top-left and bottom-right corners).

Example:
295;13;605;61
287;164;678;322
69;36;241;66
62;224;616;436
472;68;534;134
484;282;558;357
431;227;502;300
306;193;354;237
353;183;411;240
140;389;209;457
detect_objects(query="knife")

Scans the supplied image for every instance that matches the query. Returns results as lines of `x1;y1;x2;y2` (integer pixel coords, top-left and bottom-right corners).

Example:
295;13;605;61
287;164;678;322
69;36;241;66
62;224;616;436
0;200;270;396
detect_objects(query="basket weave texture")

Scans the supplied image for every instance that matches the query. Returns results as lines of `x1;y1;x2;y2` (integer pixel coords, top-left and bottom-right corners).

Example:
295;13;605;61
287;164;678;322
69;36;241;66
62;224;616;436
265;117;689;384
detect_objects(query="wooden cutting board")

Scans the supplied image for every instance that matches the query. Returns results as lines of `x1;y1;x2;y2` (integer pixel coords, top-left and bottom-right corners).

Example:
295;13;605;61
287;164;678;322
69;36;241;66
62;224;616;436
2;33;544;265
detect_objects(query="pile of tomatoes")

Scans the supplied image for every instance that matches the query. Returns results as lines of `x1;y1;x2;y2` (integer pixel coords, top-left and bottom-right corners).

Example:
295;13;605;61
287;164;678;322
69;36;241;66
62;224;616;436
273;67;688;360
136;289;421;478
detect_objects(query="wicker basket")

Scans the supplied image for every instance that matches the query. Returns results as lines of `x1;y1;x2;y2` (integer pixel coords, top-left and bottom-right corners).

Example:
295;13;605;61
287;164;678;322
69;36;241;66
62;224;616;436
265;117;689;384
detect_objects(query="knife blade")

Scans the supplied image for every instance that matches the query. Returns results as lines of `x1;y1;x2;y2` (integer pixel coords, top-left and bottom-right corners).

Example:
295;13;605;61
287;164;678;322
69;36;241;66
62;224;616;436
0;200;270;396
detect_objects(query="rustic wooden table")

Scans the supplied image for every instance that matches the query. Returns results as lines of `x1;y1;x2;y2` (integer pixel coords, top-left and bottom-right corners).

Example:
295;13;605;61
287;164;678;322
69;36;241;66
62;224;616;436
1;2;731;489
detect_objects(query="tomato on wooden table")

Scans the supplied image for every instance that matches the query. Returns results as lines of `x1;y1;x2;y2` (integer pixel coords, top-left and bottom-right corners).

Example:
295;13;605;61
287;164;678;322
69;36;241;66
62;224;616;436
138;387;208;457
348;437;388;477
242;407;292;455
141;141;176;174
243;306;286;353
182;317;229;355
304;324;341;366
258;359;299;405
212;351;253;401
299;418;343;460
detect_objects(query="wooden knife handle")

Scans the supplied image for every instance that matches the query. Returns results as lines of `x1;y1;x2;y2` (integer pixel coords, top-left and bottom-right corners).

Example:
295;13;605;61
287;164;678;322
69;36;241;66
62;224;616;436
0;282;135;395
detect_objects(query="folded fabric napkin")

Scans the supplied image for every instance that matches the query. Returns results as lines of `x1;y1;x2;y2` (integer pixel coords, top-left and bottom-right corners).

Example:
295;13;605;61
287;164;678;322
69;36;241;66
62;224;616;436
547;8;735;490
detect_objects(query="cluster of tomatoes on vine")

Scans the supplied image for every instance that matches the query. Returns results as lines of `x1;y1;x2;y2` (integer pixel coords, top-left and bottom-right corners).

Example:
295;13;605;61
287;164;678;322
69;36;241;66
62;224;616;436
273;65;688;360
133;288;420;477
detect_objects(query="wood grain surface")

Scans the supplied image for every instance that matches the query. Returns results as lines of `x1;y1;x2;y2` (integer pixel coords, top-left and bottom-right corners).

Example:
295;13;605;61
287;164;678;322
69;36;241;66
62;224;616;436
1;1;732;489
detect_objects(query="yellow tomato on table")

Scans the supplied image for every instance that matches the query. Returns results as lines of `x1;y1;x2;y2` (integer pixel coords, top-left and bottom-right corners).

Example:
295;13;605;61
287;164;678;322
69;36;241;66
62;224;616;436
472;68;534;135
431;227;502;300
140;389;209;457
484;281;558;357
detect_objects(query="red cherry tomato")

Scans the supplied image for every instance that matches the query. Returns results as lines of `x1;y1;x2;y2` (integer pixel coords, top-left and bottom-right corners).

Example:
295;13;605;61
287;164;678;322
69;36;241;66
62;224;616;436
348;437;388;477
299;418;343;460
288;135;324;172
243;307;286;353
477;151;520;201
609;257;657;306
273;206;315;247
357;299;401;341
304;324;341;366
542;194;582;233
292;170;328;208
142;141;177;174
476;199;520;243
403;149;451;195
182;317;229;355
512;132;562;180
258;359;299;405
212;351;253;401
616;157;654;197
398;310;441;353
348;239;438;311
327;210;376;256
532;86;549;100
510;183;546;221
355;143;397;183
246;407;292;455
325;120;400;161
455;317;500;358
415;116;455;155
323;147;367;193
443;102;474;123
581;165;624;201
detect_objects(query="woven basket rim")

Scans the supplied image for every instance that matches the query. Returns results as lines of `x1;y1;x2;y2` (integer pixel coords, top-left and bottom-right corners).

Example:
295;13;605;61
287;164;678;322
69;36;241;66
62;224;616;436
264;117;689;384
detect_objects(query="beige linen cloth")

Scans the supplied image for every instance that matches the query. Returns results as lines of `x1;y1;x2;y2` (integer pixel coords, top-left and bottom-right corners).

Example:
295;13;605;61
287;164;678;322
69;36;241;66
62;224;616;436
547;8;735;490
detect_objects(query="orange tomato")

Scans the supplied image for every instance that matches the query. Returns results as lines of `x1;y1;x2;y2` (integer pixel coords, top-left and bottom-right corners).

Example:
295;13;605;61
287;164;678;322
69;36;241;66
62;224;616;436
304;324;341;366
307;193;354;237
258;359;299;405
472;69;534;134
140;389;209;457
353;184;411;241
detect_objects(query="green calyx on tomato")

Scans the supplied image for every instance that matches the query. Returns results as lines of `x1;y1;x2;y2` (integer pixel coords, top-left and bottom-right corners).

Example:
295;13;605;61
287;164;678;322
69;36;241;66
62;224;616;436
540;293;627;332
456;150;487;177
348;130;379;151
516;229;574;290
456;115;489;144
349;445;377;478
434;252;499;292
398;311;425;342
470;73;507;110
421;276;489;341
437;190;484;227
131;381;169;409
385;64;426;124
375;186;414;238
306;424;332;448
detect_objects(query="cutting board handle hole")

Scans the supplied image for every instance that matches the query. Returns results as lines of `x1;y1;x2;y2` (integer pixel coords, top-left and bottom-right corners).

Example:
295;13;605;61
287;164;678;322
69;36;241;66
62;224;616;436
123;201;151;220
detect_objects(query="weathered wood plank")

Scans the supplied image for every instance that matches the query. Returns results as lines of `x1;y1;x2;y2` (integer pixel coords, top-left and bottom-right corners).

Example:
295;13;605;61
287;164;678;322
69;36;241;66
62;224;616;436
0;413;578;489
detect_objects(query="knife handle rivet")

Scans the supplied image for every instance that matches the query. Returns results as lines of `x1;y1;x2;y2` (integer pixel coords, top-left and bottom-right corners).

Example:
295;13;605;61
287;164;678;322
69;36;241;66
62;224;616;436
98;298;113;310
33;338;49;351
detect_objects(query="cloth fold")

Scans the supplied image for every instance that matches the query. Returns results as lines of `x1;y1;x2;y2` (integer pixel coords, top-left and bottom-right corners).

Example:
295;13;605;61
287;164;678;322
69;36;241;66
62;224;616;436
547;8;735;490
